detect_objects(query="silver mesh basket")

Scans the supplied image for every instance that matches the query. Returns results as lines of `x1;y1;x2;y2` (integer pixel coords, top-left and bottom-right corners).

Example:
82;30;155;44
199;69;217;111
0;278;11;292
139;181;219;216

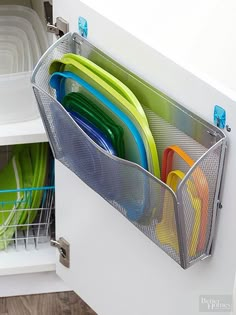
31;33;227;269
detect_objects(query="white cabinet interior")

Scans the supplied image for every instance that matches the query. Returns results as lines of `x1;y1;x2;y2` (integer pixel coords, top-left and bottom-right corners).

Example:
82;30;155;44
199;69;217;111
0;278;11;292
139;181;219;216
0;0;56;277
0;0;48;146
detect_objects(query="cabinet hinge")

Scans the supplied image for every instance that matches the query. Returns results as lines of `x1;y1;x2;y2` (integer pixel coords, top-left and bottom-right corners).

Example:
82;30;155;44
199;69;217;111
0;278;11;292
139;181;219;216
47;17;69;38
44;1;69;37
51;237;70;268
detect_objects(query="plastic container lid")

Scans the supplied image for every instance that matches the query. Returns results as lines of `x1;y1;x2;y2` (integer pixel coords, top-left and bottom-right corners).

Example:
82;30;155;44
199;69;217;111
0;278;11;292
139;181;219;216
68;110;117;156
0;154;23;249
51;53;149;124
50;71;148;170
18;143;49;227
0;5;48;53
50;58;160;178
63;92;125;158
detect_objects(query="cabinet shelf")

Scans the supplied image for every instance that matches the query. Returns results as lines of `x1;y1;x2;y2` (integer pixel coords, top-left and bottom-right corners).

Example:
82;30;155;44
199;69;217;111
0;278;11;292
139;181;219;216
0;118;47;146
0;244;56;276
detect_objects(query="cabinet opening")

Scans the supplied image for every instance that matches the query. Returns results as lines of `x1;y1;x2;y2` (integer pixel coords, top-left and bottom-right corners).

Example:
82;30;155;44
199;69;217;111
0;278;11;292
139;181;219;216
0;142;55;252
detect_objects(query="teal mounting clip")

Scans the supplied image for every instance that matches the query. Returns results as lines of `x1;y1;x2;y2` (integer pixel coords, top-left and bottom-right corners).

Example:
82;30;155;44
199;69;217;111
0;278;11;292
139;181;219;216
214;105;226;129
78;16;88;38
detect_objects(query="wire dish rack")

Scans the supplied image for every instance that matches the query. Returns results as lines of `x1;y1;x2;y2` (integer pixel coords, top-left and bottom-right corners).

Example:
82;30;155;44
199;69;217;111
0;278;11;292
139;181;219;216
0;186;55;251
32;32;227;269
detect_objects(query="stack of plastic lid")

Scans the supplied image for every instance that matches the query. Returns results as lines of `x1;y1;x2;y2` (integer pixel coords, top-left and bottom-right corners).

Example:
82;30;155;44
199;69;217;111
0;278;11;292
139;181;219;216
0;5;48;124
0;143;49;250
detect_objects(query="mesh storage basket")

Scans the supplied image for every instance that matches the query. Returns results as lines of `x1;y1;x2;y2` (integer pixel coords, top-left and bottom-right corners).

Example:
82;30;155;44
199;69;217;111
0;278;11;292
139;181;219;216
31;33;226;269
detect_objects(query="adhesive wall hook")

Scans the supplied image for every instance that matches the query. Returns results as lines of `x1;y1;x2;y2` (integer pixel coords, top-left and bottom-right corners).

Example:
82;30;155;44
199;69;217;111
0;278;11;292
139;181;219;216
78;17;88;38
214;105;226;129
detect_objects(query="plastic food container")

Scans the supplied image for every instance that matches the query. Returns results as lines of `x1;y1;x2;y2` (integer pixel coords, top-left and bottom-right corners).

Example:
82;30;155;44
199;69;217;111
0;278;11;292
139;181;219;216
0;72;39;124
0;3;48;124
0;16;41;64
0;5;48;53
0;43;19;74
0;37;24;73
0;27;33;71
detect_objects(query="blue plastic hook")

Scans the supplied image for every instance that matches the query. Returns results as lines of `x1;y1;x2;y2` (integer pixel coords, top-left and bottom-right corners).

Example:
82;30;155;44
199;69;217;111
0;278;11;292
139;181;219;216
214;105;226;129
78;16;88;38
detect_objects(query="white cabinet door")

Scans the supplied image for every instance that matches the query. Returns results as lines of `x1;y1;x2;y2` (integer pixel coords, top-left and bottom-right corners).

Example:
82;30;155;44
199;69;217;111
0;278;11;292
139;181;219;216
54;1;236;315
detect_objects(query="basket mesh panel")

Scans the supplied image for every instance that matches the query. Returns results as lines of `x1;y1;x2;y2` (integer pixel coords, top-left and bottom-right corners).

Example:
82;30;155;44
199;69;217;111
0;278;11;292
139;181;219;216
178;143;222;264
33;34;73;94
144;106;207;171
33;88;181;264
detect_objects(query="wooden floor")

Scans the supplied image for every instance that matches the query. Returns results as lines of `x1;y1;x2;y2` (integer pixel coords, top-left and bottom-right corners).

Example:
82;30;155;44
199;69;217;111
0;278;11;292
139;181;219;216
0;291;97;315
